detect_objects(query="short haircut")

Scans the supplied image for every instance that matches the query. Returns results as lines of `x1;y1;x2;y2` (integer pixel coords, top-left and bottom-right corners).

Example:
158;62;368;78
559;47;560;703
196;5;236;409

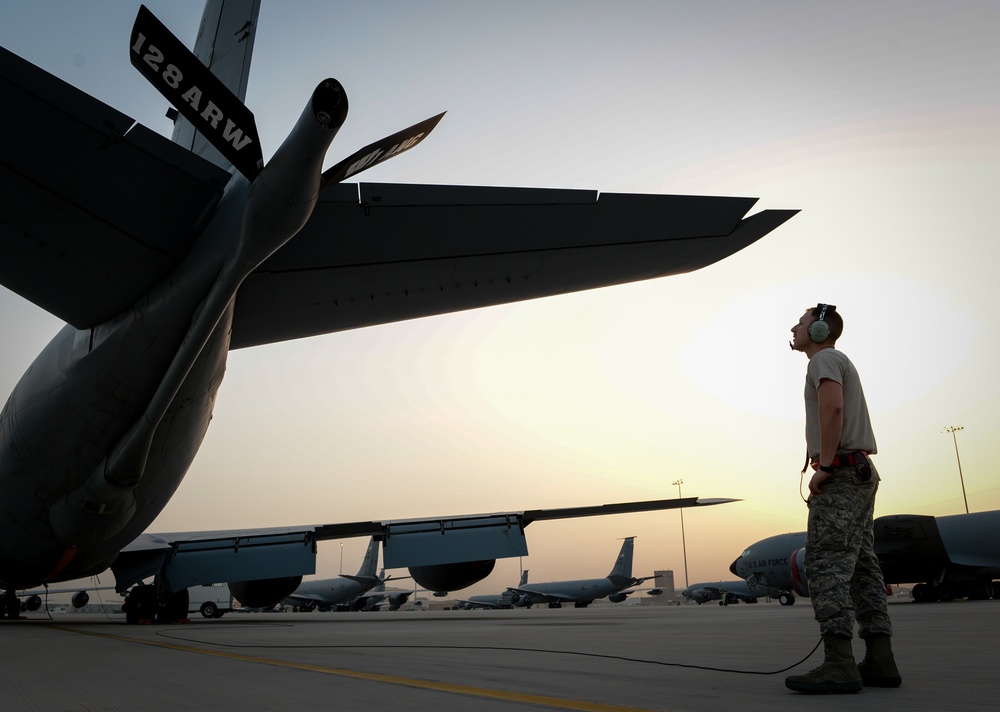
808;304;843;342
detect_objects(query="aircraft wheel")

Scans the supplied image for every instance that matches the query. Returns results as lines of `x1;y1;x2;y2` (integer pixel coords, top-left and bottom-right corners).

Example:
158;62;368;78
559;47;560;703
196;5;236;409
124;584;157;624
967;582;993;600
778;593;795;606
3;590;21;619
156;587;189;623
937;585;954;602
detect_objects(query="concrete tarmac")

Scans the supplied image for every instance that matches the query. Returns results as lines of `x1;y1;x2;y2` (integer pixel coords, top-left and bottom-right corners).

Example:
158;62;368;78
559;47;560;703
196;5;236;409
2;599;998;711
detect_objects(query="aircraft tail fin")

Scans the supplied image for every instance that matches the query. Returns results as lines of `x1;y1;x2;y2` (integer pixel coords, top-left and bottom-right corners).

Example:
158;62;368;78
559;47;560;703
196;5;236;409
131;2;263;179
355;538;380;578
608;537;636;579
519;569;529;586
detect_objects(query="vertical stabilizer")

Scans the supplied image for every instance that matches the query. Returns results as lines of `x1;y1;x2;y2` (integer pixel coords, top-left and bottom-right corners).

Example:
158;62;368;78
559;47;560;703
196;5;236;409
519;569;528;586
356;538;379;578
170;0;261;169
608;537;635;579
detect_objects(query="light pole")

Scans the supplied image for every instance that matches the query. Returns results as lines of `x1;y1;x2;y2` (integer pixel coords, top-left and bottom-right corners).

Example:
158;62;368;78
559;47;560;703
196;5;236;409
672;479;689;588
339;542;344;574
943;426;969;514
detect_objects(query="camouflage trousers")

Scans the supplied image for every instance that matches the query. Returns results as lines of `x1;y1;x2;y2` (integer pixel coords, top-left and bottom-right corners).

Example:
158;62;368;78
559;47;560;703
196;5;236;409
805;460;893;639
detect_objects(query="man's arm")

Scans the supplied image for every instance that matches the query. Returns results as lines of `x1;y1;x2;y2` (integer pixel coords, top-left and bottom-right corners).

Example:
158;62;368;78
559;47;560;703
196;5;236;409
810;377;844;494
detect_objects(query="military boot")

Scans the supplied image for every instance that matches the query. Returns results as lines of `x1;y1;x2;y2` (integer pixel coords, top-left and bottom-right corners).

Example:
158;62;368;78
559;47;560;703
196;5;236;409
857;634;902;687
785;634;864;694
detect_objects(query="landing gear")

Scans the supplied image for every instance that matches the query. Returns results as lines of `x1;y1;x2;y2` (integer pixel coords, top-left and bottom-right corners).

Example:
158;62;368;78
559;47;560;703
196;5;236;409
2;589;22;620
912;579;998;602
122;584;189;623
778;593;795;606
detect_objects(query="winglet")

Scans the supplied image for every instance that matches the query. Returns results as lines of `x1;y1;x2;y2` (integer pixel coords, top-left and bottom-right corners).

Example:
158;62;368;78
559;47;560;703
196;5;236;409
130;4;263;180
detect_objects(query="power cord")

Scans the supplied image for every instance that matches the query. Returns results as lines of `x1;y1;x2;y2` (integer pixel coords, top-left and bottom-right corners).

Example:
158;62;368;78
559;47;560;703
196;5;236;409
153;627;823;676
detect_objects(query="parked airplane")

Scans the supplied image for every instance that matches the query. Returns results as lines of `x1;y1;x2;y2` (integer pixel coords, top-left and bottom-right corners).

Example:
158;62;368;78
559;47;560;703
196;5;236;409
453;570;530;610
281;539;401;612
507;537;655;608
681;579;779;605
352;576;416;613
731;510;1000;605
15;583;118;614
0;1;787;621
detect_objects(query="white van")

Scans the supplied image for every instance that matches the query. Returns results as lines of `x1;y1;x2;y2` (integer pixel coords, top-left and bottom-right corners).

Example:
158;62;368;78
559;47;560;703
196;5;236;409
188;583;233;618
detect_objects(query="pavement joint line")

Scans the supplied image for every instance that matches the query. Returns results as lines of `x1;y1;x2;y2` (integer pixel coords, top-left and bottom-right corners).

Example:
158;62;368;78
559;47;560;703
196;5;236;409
45;624;666;712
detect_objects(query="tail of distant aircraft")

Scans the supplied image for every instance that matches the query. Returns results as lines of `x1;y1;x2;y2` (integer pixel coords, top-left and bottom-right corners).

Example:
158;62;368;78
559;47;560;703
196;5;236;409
355;538;380;579
519;569;528;587
608;537;636;581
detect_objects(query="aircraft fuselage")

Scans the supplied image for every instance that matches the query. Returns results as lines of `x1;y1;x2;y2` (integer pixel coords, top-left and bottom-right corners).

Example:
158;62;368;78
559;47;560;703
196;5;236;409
0;80;346;590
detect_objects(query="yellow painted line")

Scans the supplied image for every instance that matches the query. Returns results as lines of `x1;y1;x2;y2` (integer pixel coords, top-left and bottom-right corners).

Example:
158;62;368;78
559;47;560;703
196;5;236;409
48;625;659;712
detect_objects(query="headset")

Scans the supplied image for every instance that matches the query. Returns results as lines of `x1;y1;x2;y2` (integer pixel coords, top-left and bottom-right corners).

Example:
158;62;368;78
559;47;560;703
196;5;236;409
808;303;836;343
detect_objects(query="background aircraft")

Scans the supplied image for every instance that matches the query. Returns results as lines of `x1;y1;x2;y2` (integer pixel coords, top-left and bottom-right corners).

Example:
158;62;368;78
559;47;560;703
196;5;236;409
280;538;404;612
681;579;780;605
453;570;530;610
508;537;654;608
731;509;1000;604
0;1;767;620
14;583;117;615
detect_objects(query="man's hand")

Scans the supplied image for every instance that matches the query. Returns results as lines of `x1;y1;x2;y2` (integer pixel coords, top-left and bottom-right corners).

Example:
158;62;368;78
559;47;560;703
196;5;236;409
809;468;833;495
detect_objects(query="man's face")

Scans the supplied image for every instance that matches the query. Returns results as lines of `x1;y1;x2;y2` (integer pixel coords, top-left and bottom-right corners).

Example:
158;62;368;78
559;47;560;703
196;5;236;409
790;310;814;352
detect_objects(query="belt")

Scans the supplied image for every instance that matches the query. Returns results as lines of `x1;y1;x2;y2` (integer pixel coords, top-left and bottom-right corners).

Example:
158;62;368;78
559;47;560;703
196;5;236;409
831;451;869;467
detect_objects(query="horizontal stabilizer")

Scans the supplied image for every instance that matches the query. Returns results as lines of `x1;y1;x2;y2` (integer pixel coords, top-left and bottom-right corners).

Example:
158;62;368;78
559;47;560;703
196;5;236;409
130;5;263;180
230;181;796;349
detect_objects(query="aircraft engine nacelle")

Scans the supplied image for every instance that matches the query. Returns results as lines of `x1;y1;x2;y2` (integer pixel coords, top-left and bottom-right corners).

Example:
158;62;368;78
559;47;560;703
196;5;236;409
387;592;411;611
608;592;630;603
408;560;496;592
24;594;42;612
687;589;711;604
228;576;303;609
71;591;90;609
790;547;809;597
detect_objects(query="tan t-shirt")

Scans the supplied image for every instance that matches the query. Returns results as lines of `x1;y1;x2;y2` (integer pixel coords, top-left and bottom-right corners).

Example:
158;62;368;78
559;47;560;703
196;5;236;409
804;347;877;459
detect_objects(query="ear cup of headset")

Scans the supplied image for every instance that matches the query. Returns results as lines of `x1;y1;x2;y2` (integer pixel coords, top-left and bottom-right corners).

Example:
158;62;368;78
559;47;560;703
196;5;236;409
808;319;830;343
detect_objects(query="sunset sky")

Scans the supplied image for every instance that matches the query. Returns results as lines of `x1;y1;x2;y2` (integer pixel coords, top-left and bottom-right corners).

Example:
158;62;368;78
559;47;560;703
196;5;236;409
2;1;998;597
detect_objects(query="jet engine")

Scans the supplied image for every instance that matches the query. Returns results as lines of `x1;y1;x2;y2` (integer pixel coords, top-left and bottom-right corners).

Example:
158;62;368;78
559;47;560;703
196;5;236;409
790;547;809;597
408;560;496;592
228;576;302;609
608;592;631;603
71;591;90;609
386;592;411;611
24;594;42;612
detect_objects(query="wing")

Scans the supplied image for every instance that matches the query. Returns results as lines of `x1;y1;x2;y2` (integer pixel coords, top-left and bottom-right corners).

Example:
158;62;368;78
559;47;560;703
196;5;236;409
109;496;735;593
230;183;797;348
874;514;953;585
507;587;563;604
0;45;230;328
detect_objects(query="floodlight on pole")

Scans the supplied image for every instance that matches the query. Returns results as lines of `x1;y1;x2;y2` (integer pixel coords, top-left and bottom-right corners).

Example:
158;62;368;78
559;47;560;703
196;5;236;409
943;426;969;514
672;479;689;588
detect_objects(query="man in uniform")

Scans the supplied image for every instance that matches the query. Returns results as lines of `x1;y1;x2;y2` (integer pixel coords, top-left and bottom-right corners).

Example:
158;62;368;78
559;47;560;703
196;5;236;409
784;304;901;694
